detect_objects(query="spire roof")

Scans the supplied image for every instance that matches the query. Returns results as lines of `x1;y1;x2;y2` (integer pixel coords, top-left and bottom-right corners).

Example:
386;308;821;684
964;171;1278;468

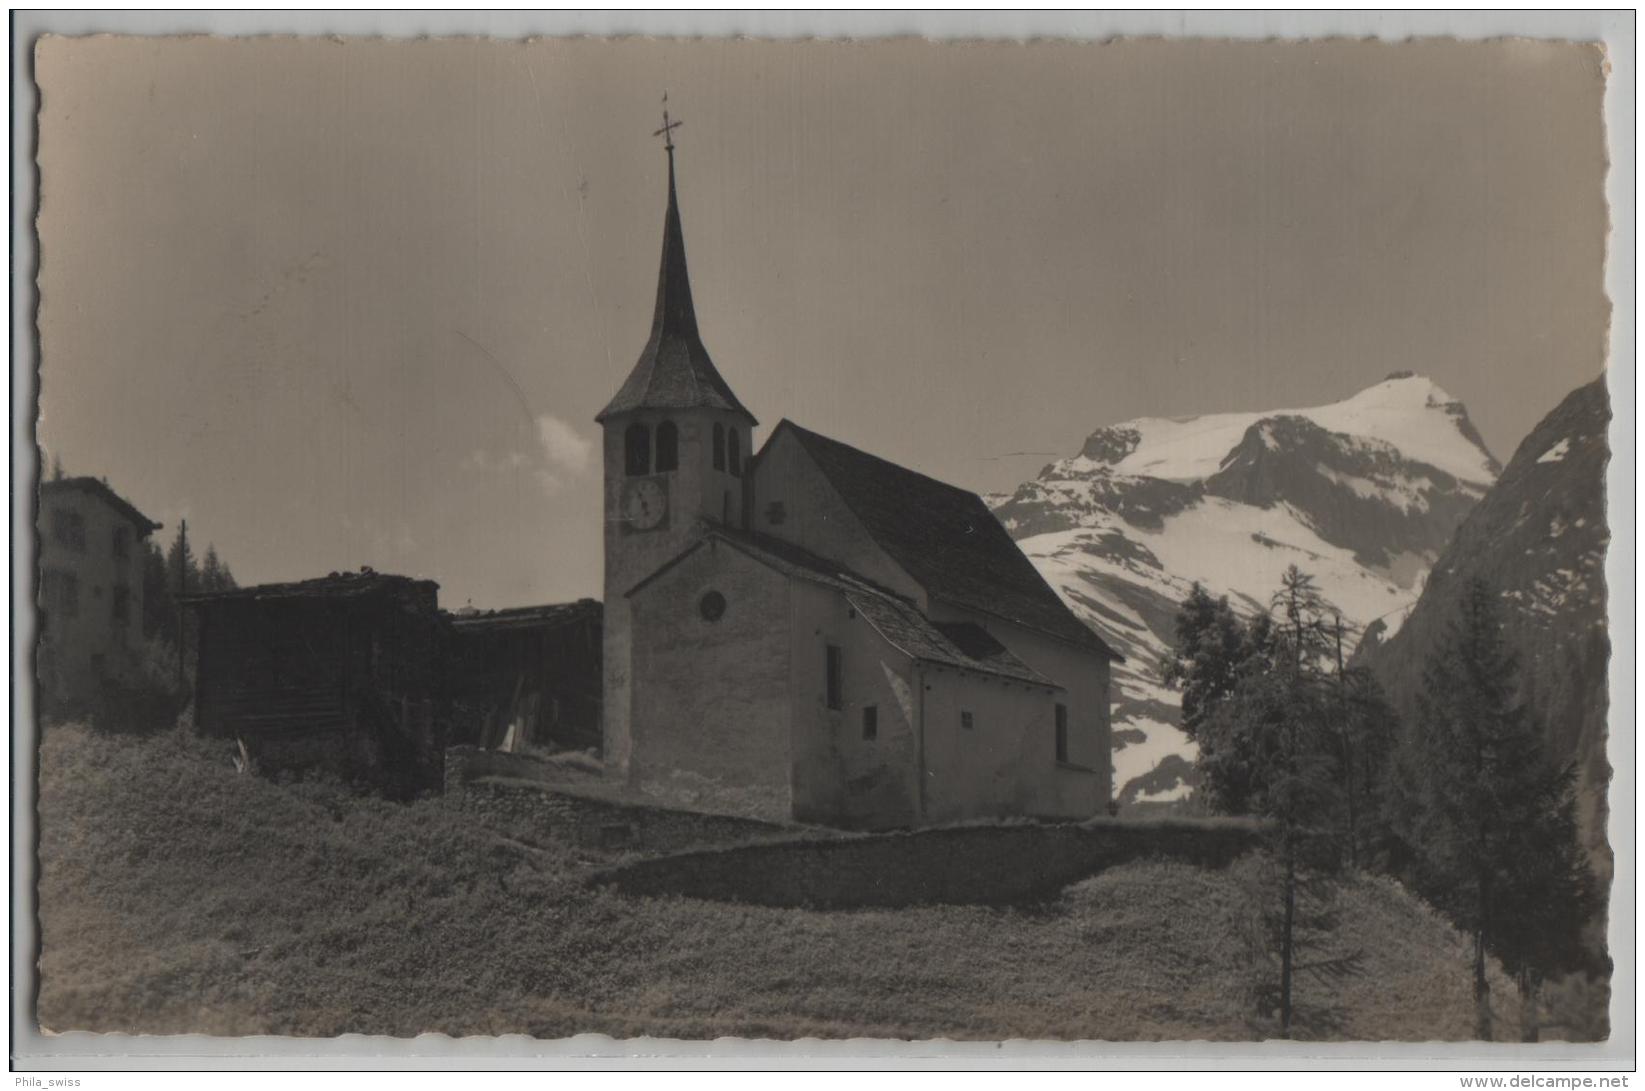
596;148;756;425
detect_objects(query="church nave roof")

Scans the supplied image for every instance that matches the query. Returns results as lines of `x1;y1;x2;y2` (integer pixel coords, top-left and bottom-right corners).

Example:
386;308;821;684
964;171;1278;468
763;422;1122;661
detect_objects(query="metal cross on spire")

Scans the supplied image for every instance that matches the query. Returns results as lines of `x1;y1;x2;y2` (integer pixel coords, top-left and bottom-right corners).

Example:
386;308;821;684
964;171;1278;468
652;93;683;153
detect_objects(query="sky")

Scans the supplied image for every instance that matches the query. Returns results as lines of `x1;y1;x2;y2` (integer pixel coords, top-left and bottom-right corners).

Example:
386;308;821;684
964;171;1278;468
34;36;1610;609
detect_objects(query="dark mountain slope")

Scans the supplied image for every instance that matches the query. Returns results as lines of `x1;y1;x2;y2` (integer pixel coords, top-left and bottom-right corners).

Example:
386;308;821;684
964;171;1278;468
1357;377;1612;881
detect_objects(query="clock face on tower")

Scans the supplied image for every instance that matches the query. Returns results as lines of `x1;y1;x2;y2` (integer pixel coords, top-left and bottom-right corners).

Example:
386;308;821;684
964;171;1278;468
622;478;668;531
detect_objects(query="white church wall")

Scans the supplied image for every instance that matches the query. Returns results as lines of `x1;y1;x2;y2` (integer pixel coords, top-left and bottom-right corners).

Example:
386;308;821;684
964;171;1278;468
919;668;1061;823
627;539;794;822
749;428;925;602
926;601;1113;816
788;579;921;829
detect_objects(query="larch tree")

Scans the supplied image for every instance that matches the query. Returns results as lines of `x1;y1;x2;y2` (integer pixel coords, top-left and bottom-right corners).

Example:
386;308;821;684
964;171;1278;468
1163;567;1376;1036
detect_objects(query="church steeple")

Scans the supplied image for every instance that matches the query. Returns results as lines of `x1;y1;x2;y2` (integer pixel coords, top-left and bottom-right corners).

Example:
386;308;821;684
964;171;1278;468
596;116;755;426
650;148;698;341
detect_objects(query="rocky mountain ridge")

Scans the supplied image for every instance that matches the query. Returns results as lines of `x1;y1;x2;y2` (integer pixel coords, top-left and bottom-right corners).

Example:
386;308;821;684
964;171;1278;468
991;373;1500;804
1356;377;1611;880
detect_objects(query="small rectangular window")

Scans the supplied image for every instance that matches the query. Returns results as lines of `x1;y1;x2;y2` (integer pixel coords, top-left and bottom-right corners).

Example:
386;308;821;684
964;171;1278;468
862;704;878;741
52;571;80;619
1055;703;1070;764
960;710;973;731
112;526;131;560
825;644;843;710
52;509;86;552
112;584;131;624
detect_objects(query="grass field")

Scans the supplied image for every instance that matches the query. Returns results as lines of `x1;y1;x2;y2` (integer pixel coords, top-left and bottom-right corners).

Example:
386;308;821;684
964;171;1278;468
35;722;1537;1041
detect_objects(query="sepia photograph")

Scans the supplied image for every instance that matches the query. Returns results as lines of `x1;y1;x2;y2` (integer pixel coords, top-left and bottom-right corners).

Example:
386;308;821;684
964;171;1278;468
14;14;1631;1068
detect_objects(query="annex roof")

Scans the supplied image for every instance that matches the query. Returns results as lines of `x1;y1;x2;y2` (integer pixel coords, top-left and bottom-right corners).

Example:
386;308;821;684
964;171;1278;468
629;527;1059;689
763;422;1122;660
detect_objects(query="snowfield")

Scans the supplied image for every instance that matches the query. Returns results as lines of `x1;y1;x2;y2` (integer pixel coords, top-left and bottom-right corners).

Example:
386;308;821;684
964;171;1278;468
1093;375;1498;487
994;374;1499;806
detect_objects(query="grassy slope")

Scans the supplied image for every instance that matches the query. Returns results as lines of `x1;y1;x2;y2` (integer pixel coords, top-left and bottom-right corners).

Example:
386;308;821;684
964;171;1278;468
37;724;1520;1041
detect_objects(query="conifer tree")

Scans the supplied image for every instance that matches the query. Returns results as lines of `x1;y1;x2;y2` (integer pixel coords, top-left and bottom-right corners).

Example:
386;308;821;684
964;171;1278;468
1395;577;1598;1040
1162;583;1274;813
199;545;236;592
141;540;173;641
1164;567;1373;1036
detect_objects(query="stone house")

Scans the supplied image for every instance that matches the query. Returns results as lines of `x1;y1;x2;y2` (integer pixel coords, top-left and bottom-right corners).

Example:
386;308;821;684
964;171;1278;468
36;476;162;705
596;145;1122;828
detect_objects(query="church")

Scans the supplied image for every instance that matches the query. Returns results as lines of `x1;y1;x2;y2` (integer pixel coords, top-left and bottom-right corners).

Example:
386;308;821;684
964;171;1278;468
596;132;1122;830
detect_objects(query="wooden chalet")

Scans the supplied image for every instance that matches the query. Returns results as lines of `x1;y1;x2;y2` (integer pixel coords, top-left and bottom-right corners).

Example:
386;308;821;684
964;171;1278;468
184;569;452;793
445;598;603;756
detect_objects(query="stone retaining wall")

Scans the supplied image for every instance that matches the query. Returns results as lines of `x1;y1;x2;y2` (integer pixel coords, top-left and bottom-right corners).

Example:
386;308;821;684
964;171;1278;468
594;817;1265;908
444;745;800;855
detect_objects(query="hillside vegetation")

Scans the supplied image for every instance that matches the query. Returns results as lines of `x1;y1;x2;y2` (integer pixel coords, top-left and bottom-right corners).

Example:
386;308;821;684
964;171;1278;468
38;723;1522;1041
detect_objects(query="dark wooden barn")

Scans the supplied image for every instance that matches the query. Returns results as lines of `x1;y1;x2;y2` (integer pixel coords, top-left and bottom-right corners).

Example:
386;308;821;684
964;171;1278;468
445;599;603;756
184;569;454;793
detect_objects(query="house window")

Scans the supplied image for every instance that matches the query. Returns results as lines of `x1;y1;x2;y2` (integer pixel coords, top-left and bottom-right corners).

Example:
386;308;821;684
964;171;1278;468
52;509;86;552
825;644;843;710
112;584;131;624
727;429;742;478
960;710;974;731
43;570;80;620
655;420;679;473
1055;703;1070;764
712;423;725;471
699;590;726;622
862;704;878;741
624;423;651;477
112;526;131;560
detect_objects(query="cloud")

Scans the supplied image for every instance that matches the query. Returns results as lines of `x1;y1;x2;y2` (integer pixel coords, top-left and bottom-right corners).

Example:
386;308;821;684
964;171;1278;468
535;414;592;476
533;468;564;496
461;414;591;497
461;449;531;473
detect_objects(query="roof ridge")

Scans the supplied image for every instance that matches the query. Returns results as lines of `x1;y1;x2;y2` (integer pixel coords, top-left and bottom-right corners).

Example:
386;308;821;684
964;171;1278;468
778;420;981;499
770;420;1121;661
40;476;163;533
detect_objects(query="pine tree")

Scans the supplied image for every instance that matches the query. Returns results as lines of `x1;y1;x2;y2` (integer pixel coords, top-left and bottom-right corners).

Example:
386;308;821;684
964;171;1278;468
1162;583;1263;741
1162;583;1274;813
141;540;174;641
200;545;228;592
1333;648;1398;869
1396;578;1598;1041
165;521;198;596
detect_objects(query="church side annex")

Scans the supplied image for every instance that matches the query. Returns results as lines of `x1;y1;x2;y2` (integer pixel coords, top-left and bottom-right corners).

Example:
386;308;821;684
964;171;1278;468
597;115;1122;830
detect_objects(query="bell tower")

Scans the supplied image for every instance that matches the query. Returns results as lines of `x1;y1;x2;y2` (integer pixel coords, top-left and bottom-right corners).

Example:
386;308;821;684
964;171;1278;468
595;105;757;778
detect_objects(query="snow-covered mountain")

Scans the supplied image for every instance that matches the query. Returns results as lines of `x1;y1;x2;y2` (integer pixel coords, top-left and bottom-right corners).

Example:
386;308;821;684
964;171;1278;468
990;373;1500;806
1356;378;1611;881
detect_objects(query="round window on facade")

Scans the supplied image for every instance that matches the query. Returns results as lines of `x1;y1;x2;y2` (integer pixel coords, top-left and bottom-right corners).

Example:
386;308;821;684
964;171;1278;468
699;590;727;622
